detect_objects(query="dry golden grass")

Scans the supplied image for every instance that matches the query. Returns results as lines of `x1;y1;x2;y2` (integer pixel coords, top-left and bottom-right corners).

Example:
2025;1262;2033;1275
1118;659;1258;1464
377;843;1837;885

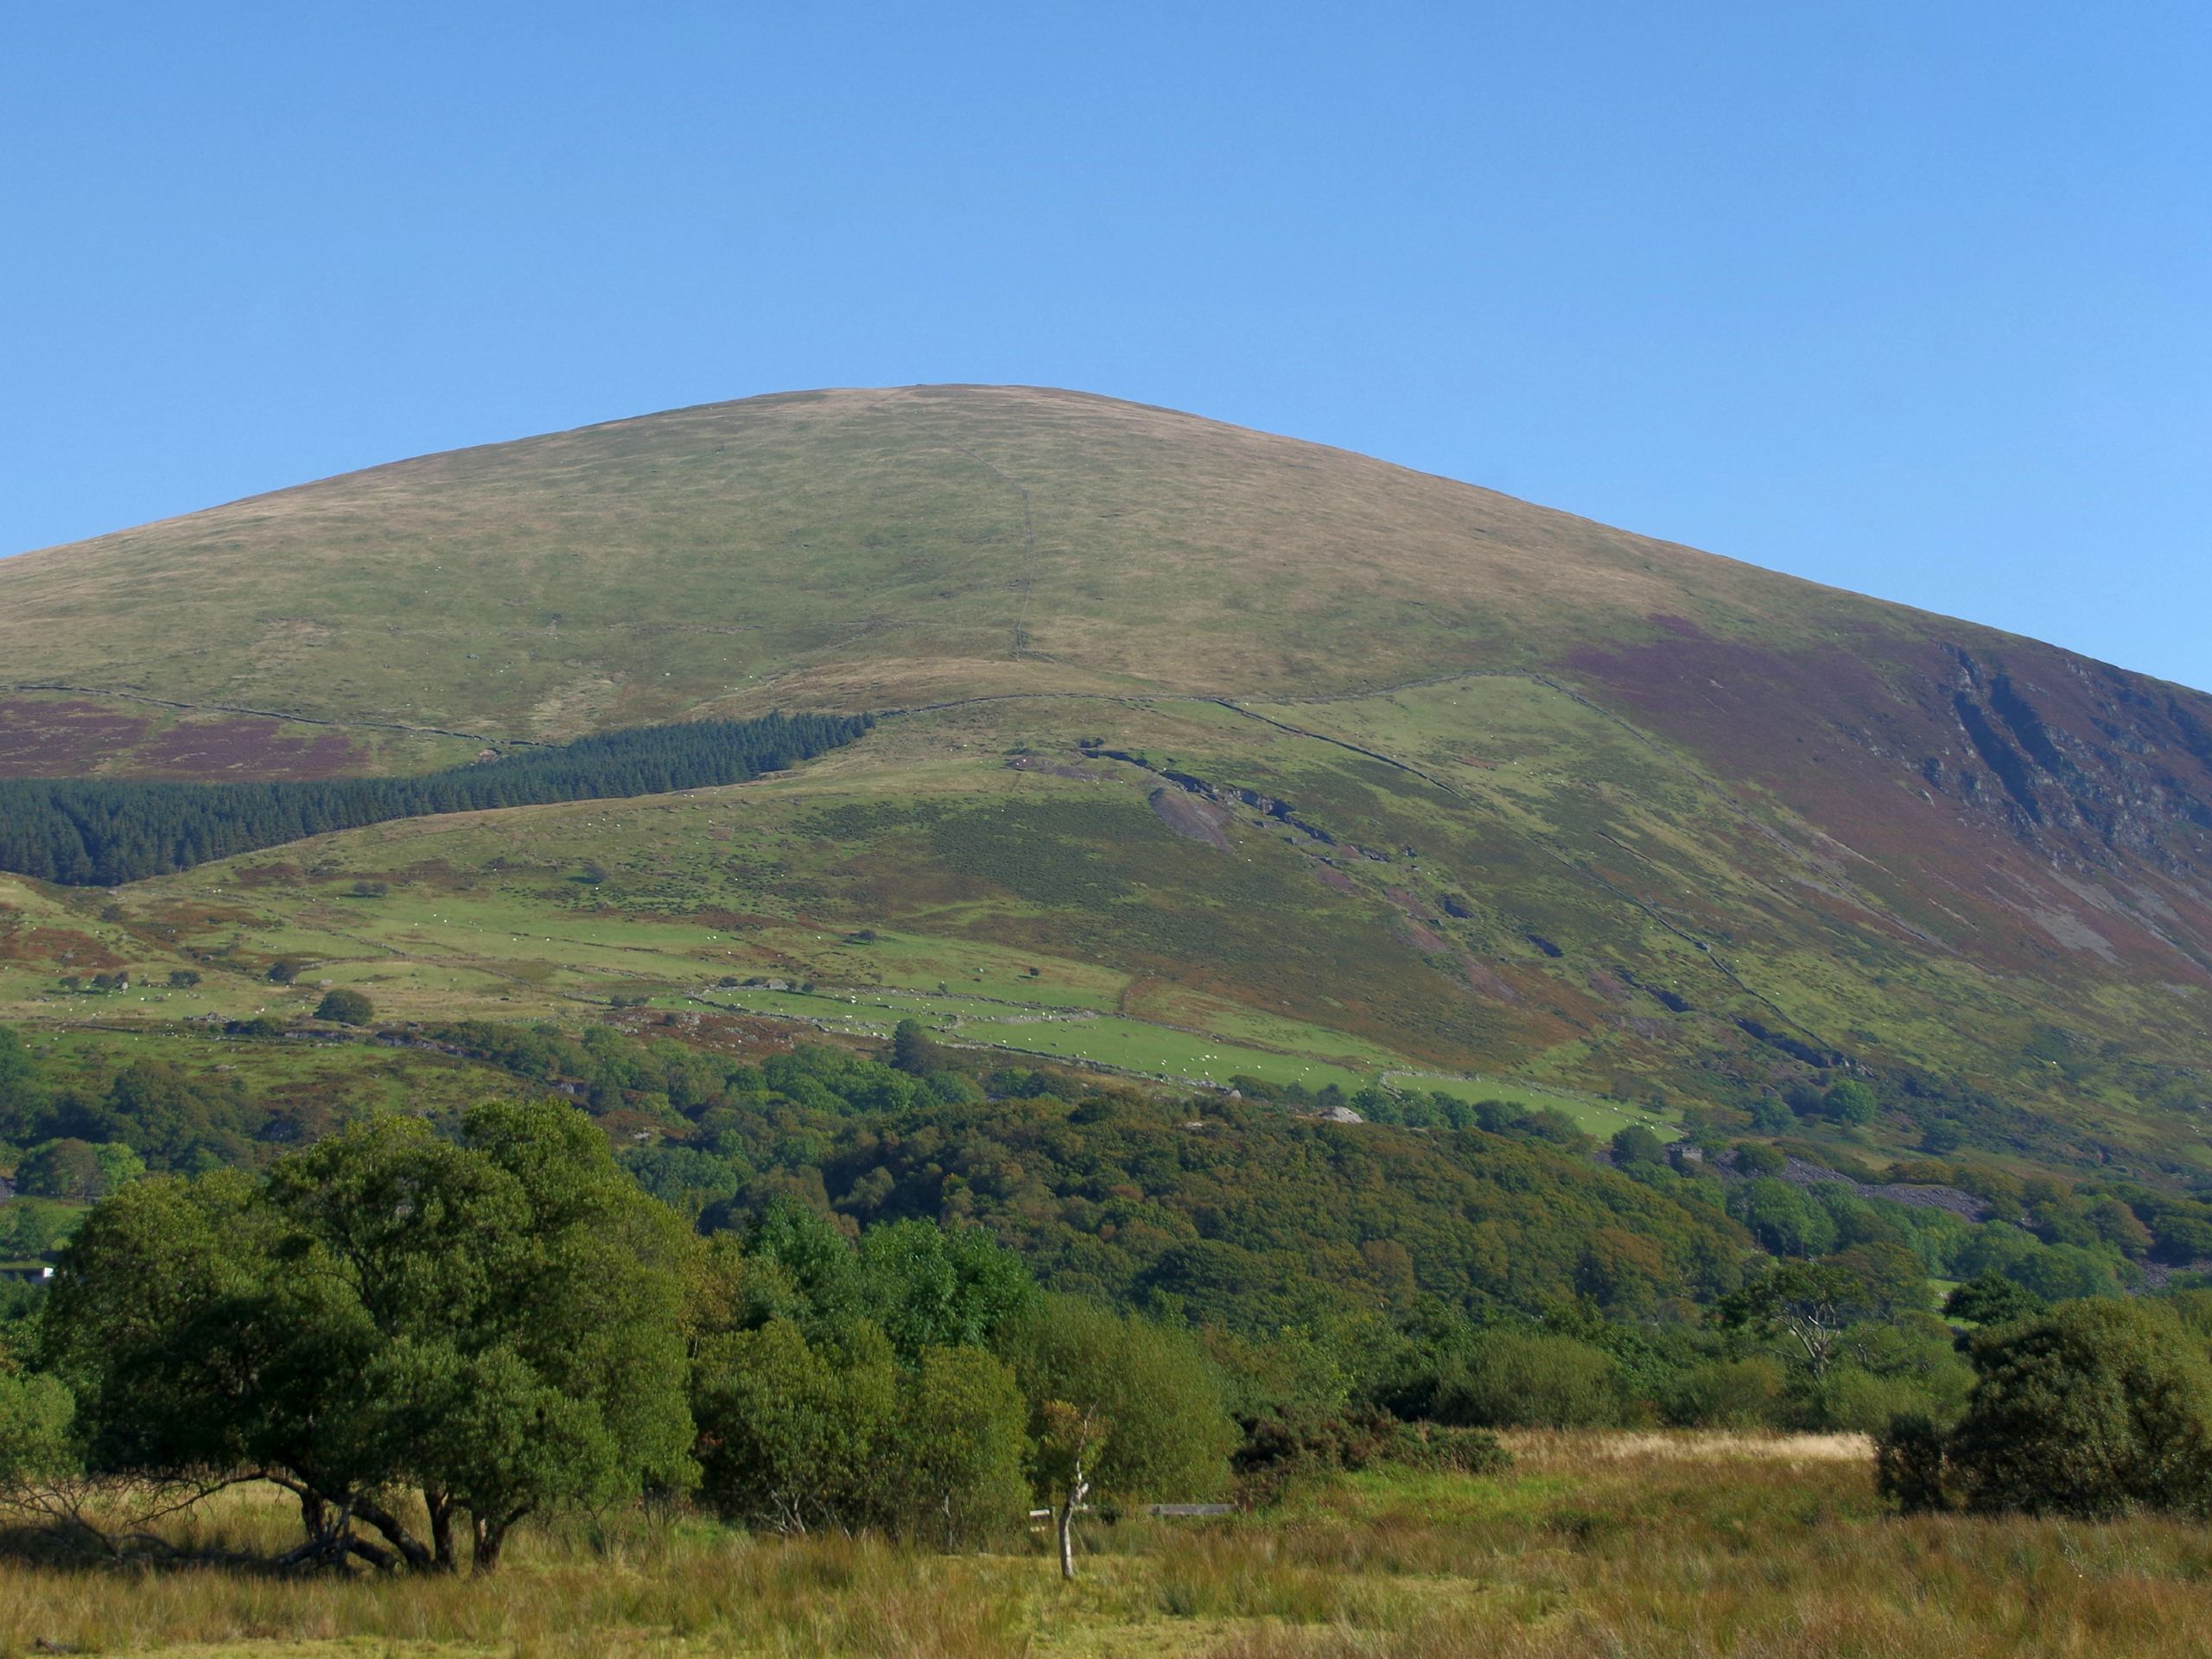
4;1436;2212;1657
1500;1427;1875;1465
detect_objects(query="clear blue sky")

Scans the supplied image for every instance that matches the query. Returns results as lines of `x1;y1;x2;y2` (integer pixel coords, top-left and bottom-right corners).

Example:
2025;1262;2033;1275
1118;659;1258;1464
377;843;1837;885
5;3;2207;690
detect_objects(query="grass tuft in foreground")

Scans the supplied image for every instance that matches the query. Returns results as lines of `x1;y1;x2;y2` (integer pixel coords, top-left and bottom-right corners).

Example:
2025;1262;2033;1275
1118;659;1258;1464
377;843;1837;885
7;1435;2212;1656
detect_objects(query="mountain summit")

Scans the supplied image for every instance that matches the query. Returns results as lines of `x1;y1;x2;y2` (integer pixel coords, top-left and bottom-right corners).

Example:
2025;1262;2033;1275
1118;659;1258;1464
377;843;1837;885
3;386;2207;1168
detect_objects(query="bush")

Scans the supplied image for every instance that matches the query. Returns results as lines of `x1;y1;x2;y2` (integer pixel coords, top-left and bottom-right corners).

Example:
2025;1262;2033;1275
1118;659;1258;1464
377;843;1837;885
12;1139;140;1202
1434;1330;1622;1429
692;1320;1029;1545
1610;1125;1663;1166
1943;1300;2212;1517
1875;1412;1951;1514
315;989;375;1027
885;1344;1030;1547
1824;1080;1878;1126
265;957;303;985
1665;1356;1789;1428
1817;1364;1942;1434
1727;1178;1837;1258
1733;1141;1787;1177
1395;1421;1510;1474
1943;1270;2044;1330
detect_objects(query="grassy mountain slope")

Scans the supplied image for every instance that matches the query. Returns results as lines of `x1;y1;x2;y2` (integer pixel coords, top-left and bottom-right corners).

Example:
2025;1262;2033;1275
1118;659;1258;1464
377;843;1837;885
3;386;2208;1175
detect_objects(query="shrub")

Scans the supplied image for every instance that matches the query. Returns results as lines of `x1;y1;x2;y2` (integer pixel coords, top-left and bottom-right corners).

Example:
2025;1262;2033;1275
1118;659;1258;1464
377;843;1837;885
1666;1356;1789;1428
1943;1300;2212;1517
1817;1364;1941;1434
1943;1270;2044;1330
1733;1141;1787;1177
1875;1412;1951;1513
12;1139;138;1202
1395;1421;1510;1475
315;988;375;1027
1824;1080;1878;1126
1728;1178;1837;1258
265;957;303;985
1610;1125;1663;1166
693;1321;1030;1547
885;1344;1029;1547
1434;1330;1622;1429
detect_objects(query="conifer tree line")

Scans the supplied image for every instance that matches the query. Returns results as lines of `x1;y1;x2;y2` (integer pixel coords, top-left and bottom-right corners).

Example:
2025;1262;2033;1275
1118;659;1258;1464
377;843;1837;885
0;713;872;886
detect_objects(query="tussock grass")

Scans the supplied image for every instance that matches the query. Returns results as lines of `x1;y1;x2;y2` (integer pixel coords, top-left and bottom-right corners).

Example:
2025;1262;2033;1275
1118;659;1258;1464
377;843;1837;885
5;1438;2212;1656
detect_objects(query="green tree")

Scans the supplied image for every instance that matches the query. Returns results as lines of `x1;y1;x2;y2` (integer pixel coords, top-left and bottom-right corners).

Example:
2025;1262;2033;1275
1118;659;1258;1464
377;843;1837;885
1433;1330;1623;1429
885;1344;1028;1547
1942;1300;2212;1518
1727;1179;1838;1258
1610;1125;1664;1166
14;1140;107;1201
44;1098;697;1573
740;1195;865;1333
1000;1295;1236;1578
889;1018;944;1077
1666;1356;1788;1428
1719;1261;1877;1380
1824;1080;1878;1126
1943;1270;2045;1330
0;1369;76;1491
315;988;375;1027
857;1218;1039;1358
691;1318;899;1533
0;1026;38;1107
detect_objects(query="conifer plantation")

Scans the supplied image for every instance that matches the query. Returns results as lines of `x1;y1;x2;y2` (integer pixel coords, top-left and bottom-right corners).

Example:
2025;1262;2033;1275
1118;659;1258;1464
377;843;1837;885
0;713;870;885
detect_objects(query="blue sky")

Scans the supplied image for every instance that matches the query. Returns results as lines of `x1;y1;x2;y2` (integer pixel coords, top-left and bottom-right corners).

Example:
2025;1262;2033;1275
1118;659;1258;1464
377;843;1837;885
4;3;2207;689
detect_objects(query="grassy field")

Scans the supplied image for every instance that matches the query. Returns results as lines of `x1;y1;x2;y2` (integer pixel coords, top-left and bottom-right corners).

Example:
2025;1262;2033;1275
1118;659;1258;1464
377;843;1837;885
6;1433;2210;1657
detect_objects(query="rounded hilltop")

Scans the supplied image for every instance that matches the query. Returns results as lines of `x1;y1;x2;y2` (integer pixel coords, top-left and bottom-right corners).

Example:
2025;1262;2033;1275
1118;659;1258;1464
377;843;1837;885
0;383;1915;749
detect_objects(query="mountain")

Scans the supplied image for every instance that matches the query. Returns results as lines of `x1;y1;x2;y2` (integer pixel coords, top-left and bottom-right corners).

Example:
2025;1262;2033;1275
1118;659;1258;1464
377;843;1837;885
3;386;2209;1175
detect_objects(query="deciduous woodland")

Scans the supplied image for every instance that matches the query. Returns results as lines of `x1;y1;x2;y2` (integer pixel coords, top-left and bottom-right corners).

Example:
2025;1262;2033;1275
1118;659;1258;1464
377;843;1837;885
6;1018;2212;1619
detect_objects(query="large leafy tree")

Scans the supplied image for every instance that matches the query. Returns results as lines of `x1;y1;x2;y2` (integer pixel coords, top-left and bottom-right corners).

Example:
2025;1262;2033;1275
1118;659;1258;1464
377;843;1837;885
43;1097;697;1572
1942;1300;2212;1518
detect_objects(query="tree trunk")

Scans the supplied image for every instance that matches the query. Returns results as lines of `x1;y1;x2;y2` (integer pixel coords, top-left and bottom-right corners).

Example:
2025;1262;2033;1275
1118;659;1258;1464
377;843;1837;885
1056;1468;1090;1582
296;1487;327;1546
351;1494;435;1572
425;1487;457;1573
472;1510;523;1574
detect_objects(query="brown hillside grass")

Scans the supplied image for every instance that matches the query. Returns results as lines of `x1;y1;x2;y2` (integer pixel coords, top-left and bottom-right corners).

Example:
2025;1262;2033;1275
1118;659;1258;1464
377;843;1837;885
0;385;1889;741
